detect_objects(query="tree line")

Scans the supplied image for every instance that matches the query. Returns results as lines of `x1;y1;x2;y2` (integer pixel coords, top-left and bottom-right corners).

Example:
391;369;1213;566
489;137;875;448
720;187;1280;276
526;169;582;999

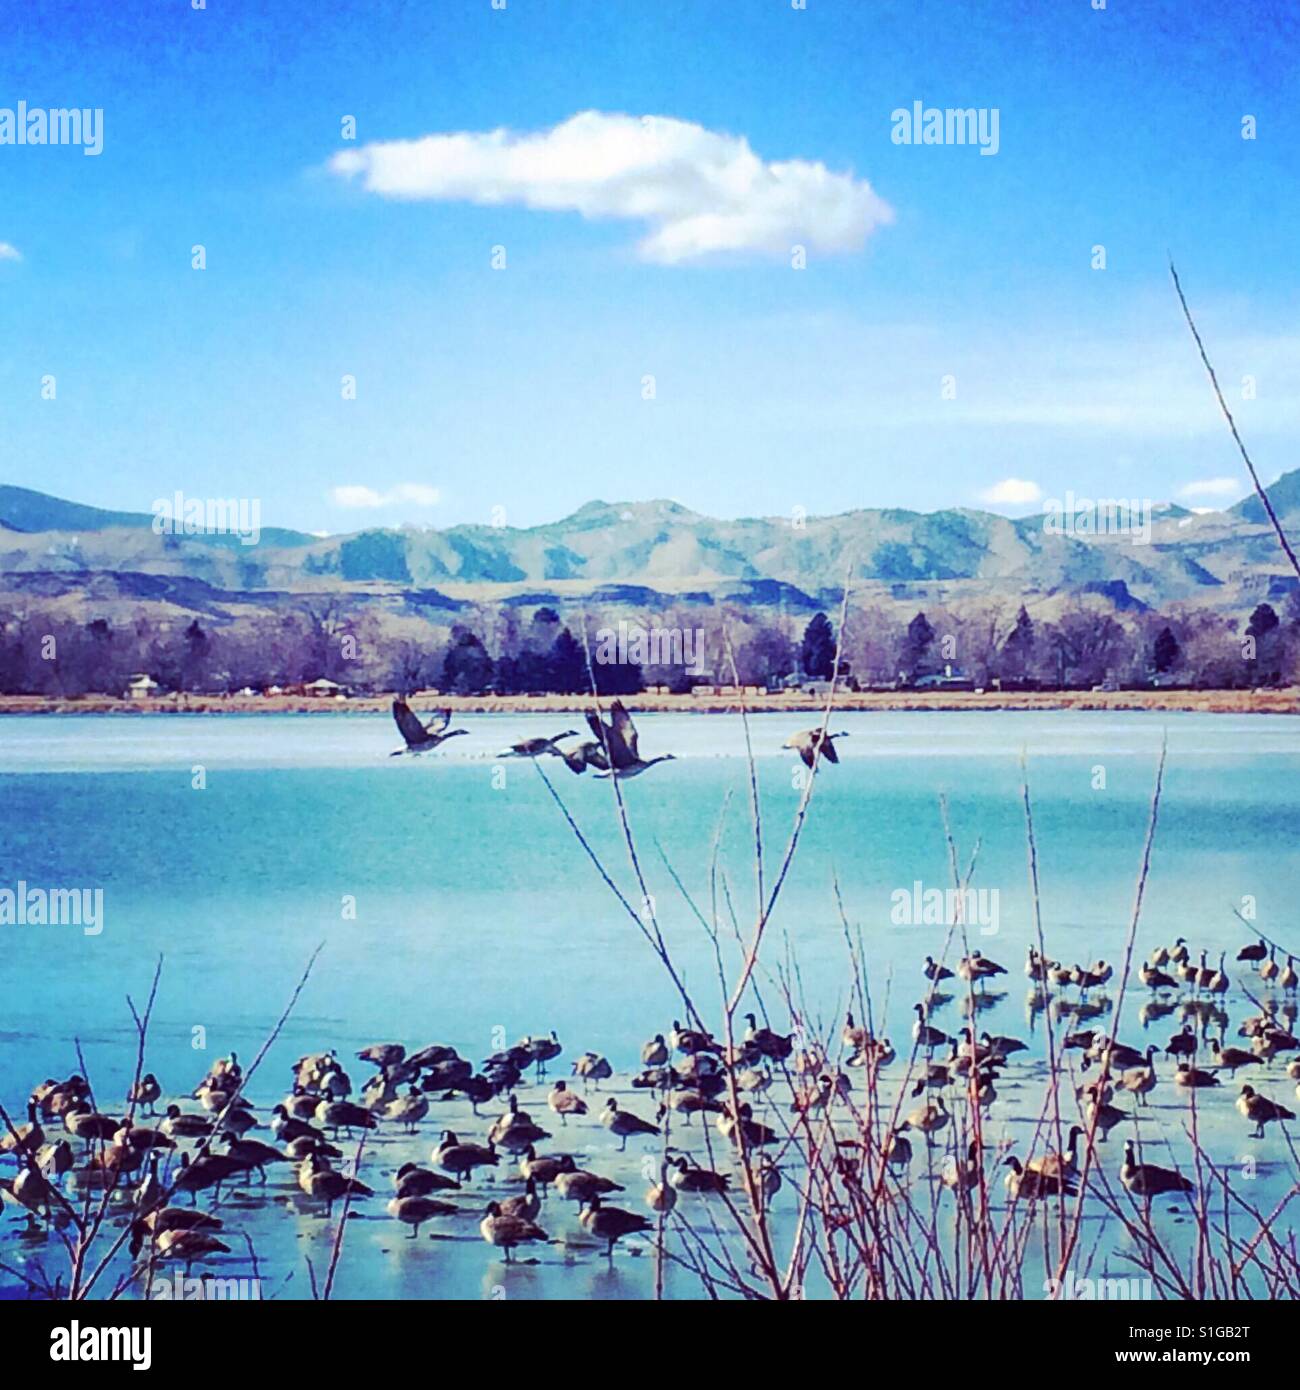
0;593;1296;697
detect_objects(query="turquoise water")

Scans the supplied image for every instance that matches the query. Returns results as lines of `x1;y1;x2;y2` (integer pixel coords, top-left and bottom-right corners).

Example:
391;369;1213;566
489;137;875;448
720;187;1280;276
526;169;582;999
1;710;1296;1108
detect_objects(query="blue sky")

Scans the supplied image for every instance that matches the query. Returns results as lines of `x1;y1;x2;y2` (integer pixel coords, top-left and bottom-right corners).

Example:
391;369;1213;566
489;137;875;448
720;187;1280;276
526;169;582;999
2;0;1297;533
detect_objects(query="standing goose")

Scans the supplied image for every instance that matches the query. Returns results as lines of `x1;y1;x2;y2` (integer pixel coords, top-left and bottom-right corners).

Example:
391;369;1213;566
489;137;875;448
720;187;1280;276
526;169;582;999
1260;947;1281;985
384;1086;430;1134
717;1103;776;1148
641;1034;670;1067
1237;939;1268;965
390;699;467;756
1004;1156;1076;1200
1139;962;1177;992
599;1099;660;1151
571;1053;613;1091
1168;938;1191;965
1209;1039;1260;1074
554;1163;624;1208
911;1004;952;1051
480;1202;547;1261
0;1102;43;1160
902;1088;949;1141
296;1152;373;1216
1026;1125;1085;1179
1177;953;1201;990
394;1162;460;1199
924;957;954;984
433;1131;499;1180
1195;951;1216;992
1119;1139;1193;1203
127;1074;162;1116
1084;1094;1128;1142
500;1177;543;1223
579;1193;654;1258
782;728;849;770
585;701;675;779
957;952;1007;989
1237;1085;1295;1138
498;731;580;759
1118;1046;1159;1105
644;1164;678;1216
388;1194;456;1237
547;1080;588;1125
1281;956;1299;993
666;1155;731;1194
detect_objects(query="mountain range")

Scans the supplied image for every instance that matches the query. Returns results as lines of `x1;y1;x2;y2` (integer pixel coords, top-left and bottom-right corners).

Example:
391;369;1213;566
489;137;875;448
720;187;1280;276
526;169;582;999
2;476;1299;625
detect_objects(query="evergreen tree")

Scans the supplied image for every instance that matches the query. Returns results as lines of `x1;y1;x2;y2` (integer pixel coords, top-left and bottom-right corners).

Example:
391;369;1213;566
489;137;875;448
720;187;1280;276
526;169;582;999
800;612;836;679
547;627;588;693
1153;626;1180;673
441;628;494;694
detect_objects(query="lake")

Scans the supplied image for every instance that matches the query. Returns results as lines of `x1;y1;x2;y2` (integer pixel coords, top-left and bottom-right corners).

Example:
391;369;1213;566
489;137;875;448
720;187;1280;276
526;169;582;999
1;710;1297;1298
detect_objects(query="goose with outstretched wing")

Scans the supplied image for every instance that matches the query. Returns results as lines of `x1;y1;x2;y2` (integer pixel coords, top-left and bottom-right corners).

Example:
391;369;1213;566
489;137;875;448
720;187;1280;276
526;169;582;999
585;701;674;780
390;699;468;756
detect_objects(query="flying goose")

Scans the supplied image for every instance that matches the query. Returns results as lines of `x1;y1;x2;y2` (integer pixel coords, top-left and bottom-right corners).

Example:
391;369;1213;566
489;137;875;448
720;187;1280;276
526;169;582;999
579;1194;654;1257
388;1194;457;1237
499;731;581;759
480;1202;548;1261
1119;1139;1193;1201
782;728;849;770
584;701;675;779
390;699;467;756
1237;1085;1295;1138
599;1098;660;1151
558;739;611;776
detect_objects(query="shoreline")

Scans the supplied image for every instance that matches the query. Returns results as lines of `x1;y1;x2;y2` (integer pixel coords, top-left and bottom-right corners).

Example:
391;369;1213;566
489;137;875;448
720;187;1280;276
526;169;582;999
0;688;1295;716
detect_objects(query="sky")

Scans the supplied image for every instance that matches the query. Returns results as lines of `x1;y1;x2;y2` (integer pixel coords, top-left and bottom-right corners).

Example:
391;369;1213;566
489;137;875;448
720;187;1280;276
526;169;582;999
2;0;1298;535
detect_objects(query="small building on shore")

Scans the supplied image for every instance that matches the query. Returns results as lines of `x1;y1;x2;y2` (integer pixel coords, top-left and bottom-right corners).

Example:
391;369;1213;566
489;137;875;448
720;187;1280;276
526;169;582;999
123;674;161;701
302;677;348;698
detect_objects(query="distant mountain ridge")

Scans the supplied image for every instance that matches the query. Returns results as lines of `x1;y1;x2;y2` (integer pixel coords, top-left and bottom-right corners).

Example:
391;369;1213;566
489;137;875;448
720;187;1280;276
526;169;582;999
2;476;1298;618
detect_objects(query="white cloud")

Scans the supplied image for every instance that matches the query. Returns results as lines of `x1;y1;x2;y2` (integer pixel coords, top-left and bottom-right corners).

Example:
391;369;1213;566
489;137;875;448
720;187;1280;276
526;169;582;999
329;483;441;509
329;110;893;264
0;242;21;261
978;478;1042;505
1177;476;1240;499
